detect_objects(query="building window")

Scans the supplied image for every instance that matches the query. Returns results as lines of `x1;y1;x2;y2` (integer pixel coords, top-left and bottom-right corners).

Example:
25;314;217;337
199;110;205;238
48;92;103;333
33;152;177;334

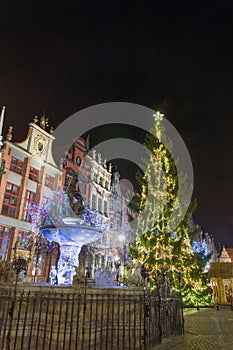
78;179;87;199
45;174;55;190
10;156;23;174
29;166;39;182
92;194;97;209
93;173;98;183
0;226;12;260
32;255;45;277
67;144;76;162
98;197;102;213
65;173;73;188
22;190;36;221
104;201;108;216
105;181;109;190
99;177;103;187
76;156;81;166
1;182;20;217
117;220;121;229
18;230;32;249
110;219;113;229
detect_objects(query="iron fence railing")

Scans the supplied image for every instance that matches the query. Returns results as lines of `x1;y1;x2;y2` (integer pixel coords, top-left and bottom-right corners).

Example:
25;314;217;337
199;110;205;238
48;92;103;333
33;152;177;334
0;286;183;350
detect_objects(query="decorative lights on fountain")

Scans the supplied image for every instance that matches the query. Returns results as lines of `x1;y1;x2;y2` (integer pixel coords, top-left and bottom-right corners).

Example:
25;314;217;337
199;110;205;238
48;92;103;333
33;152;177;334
29;190;109;285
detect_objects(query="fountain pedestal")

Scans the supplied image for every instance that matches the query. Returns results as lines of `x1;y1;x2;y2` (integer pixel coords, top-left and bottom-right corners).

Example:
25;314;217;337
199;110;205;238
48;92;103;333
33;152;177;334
57;242;80;285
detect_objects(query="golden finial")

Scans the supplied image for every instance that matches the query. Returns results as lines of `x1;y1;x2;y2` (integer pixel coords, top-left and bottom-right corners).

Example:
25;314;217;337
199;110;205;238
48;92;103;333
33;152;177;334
108;163;112;173
49;126;54;134
33;115;38;124
6;126;13;141
40;115;49;130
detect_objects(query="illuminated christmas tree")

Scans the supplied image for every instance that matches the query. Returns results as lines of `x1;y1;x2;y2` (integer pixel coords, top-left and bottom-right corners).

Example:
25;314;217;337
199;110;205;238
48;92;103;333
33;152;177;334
129;113;211;306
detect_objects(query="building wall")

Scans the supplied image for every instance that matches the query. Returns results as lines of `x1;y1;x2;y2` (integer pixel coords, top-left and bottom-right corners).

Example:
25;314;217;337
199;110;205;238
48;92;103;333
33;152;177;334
0;117;62;267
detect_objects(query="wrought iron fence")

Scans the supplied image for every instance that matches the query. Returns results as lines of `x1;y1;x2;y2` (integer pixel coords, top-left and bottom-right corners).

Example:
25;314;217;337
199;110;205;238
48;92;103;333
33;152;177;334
0;286;183;350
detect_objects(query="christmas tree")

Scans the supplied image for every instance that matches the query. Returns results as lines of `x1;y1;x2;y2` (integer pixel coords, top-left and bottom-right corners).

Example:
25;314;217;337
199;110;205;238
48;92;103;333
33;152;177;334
129;112;211;306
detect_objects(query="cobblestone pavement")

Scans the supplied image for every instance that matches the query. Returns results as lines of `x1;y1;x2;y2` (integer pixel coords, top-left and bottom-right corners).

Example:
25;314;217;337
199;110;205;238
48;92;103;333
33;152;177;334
152;307;233;350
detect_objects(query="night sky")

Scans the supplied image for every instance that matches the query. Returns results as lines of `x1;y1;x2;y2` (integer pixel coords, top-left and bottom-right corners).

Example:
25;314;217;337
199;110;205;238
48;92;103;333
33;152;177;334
0;1;232;247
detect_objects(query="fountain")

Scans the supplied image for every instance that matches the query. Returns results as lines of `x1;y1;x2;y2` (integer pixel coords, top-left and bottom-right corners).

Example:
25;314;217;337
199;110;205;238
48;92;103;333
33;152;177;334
40;217;105;285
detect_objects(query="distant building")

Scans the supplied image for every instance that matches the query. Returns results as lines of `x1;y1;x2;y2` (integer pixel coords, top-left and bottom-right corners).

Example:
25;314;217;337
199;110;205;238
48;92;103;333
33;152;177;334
219;247;233;263
208;246;233;305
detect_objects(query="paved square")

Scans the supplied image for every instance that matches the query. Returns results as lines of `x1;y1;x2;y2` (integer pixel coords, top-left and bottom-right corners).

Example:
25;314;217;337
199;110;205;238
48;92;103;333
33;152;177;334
152;308;233;350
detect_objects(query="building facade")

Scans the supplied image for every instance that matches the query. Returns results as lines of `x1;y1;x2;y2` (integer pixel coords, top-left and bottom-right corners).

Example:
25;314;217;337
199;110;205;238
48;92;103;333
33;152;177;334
0;107;133;283
0;109;62;280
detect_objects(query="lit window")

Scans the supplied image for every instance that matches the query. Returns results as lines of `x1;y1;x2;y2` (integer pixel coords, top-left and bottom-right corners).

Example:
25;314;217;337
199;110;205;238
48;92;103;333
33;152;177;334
45;174;55;190
18;230;31;249
10;157;23;174
98;197;102;213
29;166;39;182
1;182;20;218
32;255;44;276
104;201;108;216
92;194;97;209
0;226;12;260
22;190;36;221
65;173;73;188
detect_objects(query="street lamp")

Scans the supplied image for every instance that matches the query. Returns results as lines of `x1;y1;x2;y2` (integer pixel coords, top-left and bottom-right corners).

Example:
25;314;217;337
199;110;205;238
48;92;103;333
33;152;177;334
7;244;27;350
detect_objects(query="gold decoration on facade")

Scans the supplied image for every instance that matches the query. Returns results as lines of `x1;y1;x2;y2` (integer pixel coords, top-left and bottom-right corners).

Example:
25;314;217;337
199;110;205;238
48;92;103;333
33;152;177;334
6;126;13;141
40;115;49;130
49;126;54;134
33;115;38;124
33;134;47;156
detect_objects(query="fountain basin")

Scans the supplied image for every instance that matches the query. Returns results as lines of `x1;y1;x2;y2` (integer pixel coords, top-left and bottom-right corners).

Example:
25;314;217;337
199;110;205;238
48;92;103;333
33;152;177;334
41;217;103;245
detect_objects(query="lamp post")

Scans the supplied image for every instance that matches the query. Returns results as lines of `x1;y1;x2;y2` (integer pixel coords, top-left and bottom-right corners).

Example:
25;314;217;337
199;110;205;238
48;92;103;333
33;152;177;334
6;244;27;350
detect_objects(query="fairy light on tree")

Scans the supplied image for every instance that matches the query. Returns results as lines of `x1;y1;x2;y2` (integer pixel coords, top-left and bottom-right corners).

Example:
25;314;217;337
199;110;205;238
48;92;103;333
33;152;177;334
128;112;211;306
